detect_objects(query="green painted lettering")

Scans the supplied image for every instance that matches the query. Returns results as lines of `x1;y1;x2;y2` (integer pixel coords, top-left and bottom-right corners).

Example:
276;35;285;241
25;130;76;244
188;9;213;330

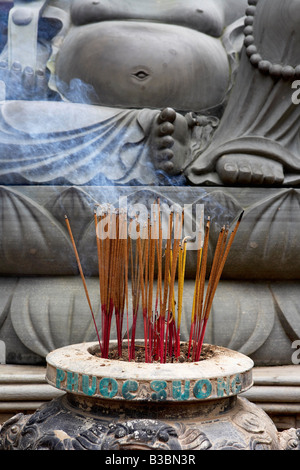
231;374;242;394
172;380;190;401
82;374;97;396
217;377;231;397
99;377;118;398
193;379;212;399
67;371;79;392
56;368;65;389
122;380;139;400
150;380;167;401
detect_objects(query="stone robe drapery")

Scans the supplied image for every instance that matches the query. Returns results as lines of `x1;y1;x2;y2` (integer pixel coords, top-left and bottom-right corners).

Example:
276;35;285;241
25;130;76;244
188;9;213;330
186;0;300;186
0;101;158;185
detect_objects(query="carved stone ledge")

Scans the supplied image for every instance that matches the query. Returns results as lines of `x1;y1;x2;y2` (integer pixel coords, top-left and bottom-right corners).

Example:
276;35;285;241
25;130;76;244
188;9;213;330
1;185;300;279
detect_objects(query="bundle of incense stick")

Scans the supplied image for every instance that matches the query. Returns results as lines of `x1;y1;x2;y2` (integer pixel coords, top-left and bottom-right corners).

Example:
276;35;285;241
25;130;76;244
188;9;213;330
65;203;243;363
187;210;243;361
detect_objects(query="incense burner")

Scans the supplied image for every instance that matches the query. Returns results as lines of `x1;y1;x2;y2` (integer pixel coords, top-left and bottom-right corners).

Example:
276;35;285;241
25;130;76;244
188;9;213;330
0;342;299;450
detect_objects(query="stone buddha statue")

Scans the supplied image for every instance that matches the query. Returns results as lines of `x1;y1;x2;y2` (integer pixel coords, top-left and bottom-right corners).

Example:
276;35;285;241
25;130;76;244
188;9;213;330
0;0;300;186
0;0;247;185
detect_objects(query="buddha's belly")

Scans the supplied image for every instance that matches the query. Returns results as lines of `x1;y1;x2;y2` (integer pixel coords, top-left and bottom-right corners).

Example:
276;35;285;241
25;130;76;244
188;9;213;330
55;21;230;112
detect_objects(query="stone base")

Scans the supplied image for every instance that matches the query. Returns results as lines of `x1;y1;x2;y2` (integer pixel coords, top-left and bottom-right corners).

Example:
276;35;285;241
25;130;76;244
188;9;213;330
0;364;299;432
0;365;64;425
242;365;300;431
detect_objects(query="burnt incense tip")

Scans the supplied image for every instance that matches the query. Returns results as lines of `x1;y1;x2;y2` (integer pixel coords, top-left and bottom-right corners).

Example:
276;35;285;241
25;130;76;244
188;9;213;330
238;210;245;221
188;235;196;244
64;214;68;219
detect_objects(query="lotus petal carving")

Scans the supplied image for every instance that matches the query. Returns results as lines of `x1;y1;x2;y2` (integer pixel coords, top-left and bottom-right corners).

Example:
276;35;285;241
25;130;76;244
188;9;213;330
10;278;103;357
270;282;300;339
204;281;275;356
221;189;300;279
0;186;77;275
0;279;18;329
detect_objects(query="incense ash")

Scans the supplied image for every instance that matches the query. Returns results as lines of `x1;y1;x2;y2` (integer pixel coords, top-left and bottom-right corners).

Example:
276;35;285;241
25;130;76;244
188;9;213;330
65;201;243;364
